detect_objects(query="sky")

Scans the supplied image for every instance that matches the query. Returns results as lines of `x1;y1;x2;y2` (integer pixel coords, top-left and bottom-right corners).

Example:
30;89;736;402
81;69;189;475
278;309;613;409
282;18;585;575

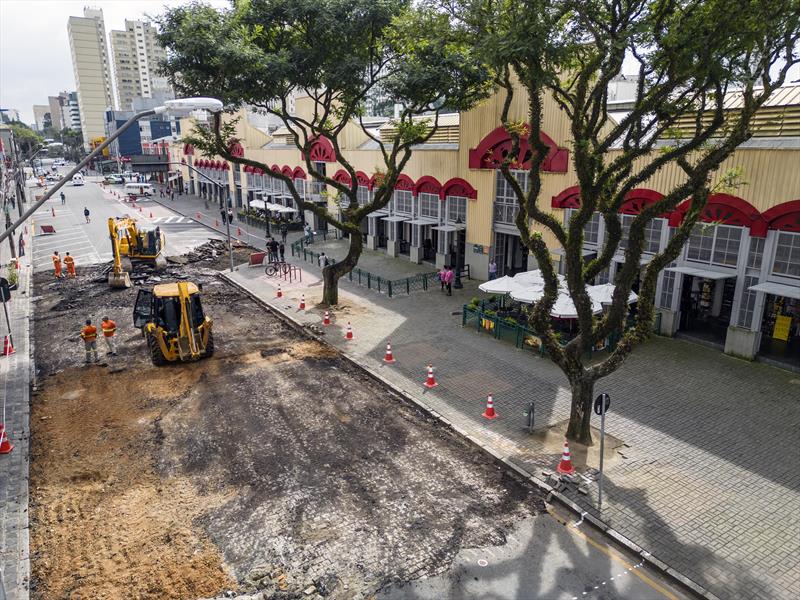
0;0;229;125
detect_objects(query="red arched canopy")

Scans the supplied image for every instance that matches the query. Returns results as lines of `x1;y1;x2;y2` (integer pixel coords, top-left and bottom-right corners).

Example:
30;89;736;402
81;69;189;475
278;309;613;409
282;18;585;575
228;141;244;158
441;177;478;200
292;166;306;179
244;165;253;173
281;165;293;178
356;171;370;188
183;143;194;156
333;169;352;185
552;187;669;218
551;185;581;209
762;200;800;234
669;193;767;236
256;167;265;175
393;174;415;191
271;164;281;173
469;125;569;173
305;136;336;162
222;162;230;171
413;175;442;196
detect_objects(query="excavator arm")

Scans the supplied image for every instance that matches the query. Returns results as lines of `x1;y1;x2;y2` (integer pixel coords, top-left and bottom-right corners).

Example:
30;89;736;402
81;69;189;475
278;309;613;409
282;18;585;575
107;218;131;288
176;281;202;359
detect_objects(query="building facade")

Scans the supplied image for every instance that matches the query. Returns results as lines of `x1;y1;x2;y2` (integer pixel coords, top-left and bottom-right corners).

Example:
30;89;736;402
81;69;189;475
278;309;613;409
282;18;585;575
68;7;114;150
31;105;51;131
175;85;800;369
110;20;172;111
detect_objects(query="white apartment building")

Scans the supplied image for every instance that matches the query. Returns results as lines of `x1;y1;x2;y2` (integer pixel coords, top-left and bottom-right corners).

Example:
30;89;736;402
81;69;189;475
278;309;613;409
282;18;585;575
110;20;171;111
32;105;50;131
68;7;114;150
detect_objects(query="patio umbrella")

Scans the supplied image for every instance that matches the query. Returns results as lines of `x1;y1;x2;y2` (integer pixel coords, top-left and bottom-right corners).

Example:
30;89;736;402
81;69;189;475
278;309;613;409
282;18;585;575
549;291;604;318
512;269;566;286
508;283;546;304
478;275;517;294
588;283;638;305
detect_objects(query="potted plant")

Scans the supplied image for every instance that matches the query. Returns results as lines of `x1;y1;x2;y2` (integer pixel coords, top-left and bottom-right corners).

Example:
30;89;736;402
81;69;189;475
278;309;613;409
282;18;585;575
7;261;19;290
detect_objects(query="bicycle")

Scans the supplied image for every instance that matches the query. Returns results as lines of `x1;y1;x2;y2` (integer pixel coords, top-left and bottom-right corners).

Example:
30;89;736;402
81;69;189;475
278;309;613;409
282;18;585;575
265;261;291;277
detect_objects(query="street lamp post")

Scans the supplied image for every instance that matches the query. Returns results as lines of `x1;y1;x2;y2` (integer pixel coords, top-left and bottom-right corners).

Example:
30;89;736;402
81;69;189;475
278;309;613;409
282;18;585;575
0;98;223;248
454;218;464;289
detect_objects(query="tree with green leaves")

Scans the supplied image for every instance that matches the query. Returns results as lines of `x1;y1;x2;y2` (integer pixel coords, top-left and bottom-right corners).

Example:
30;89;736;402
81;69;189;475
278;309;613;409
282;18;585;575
7;122;42;157
451;0;799;444
158;0;491;305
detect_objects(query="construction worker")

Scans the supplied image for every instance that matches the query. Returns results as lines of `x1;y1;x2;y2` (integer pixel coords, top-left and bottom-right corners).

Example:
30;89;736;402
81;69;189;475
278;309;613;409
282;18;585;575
80;319;99;363
101;316;118;356
63;252;76;277
52;251;63;278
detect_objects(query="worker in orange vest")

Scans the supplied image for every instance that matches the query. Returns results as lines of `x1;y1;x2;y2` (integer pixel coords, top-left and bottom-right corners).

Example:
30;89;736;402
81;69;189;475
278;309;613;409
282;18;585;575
80;319;99;363
63;252;76;277
52;251;63;279
101;316;118;356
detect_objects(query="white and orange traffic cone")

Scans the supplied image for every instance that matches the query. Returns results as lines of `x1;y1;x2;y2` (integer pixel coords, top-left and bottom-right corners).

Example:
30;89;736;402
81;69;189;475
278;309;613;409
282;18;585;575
556;439;576;475
482;394;497;420
345;322;354;340
237;227;242;236
299;294;306;310
215;219;219;227
196;212;202;220
138;206;142;213
323;311;330;326
2;335;15;357
383;342;395;363
0;424;13;454
149;211;153;218
276;285;283;298
424;364;438;388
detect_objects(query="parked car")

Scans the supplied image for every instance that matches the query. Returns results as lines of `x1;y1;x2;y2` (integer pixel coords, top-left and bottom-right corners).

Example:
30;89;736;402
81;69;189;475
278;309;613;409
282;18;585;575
45;174;59;182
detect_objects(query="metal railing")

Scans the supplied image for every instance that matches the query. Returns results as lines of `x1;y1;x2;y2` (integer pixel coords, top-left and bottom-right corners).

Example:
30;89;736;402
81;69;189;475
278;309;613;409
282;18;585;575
290;239;438;297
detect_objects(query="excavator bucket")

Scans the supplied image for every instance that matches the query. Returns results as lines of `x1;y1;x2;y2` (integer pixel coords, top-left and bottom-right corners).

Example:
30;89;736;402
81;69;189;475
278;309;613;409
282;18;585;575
108;270;131;289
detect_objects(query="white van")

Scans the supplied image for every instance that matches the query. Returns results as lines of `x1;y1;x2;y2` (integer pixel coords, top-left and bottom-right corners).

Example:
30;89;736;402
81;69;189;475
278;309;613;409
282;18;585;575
72;174;84;186
124;183;155;199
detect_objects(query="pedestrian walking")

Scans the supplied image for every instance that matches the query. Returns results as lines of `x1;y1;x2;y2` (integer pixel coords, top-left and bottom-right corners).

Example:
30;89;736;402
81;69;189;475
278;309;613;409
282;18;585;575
444;265;454;296
227;208;234;225
60;191;66;205
439;266;447;292
51;251;63;279
280;223;288;244
80;319;99;363
18;235;24;257
83;206;91;223
269;238;279;262
304;224;313;245
318;252;328;268
279;241;285;262
170;190;175;201
63;252;76;277
160;188;165;198
101;316;118;356
488;259;497;280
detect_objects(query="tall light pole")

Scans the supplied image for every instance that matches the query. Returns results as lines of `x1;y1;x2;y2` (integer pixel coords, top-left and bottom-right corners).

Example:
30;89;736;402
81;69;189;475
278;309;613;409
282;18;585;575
454;217;464;289
0;98;223;248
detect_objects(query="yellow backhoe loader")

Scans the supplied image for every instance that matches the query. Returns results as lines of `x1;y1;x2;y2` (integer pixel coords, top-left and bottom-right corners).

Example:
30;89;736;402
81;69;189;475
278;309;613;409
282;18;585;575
107;217;167;288
133;281;214;365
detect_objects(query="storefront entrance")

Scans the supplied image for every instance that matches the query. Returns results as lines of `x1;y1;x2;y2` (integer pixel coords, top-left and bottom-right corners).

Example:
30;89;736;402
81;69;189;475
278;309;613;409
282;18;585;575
758;294;800;369
494;232;528;276
678;275;736;346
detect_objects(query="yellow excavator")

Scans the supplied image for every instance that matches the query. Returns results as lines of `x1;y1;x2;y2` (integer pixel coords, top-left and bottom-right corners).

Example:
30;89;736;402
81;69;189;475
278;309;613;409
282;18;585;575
107;217;167;288
133;281;214;365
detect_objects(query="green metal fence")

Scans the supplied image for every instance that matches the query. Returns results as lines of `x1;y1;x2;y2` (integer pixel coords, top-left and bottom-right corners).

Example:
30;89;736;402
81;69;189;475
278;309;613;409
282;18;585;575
289;239;439;298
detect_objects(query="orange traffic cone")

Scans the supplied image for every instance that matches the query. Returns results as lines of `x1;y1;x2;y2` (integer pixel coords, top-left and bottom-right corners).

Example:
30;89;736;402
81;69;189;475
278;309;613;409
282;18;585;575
196;212;201;220
299;294;306;310
0;424;13;454
482;394;497;419
345;322;353;340
149;211;153;218
323;311;330;326
138;206;142;213
556;439;576;475
383;342;395;363
215;219;219;227
424;364;438;388
276;285;282;298
237;227;242;236
2;335;15;357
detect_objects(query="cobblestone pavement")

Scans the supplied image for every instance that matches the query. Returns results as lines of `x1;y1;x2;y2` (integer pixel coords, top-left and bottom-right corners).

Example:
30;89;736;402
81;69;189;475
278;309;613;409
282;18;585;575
0;213;33;600
165;192;800;600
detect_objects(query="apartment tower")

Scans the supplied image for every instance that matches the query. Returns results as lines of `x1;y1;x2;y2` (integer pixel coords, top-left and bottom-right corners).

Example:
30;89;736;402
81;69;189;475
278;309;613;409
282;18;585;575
68;7;114;150
110;20;171;111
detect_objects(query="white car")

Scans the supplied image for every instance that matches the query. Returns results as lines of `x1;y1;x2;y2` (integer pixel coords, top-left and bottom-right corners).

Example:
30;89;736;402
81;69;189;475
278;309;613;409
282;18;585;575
72;174;85;186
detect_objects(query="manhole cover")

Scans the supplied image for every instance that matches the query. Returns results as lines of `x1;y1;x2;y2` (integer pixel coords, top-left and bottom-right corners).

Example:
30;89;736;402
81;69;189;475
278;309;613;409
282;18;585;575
477;559;488;567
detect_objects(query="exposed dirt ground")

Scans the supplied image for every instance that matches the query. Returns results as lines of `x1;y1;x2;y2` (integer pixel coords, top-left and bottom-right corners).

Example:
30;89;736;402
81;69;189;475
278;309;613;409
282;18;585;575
29;244;544;599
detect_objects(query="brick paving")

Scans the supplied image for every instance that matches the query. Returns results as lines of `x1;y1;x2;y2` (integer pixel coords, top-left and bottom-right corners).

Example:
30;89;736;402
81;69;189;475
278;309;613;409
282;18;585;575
166;192;800;600
0;222;32;600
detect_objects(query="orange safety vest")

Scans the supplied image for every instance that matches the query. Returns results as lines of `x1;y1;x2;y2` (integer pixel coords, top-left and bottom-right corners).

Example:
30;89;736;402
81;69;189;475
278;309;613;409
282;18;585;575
80;325;98;342
101;320;117;337
52;254;61;268
64;256;75;268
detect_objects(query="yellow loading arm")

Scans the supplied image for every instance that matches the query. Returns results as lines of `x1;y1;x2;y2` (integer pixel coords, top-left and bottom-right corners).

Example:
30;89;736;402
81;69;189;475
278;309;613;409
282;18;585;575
108;218;124;277
176;281;201;360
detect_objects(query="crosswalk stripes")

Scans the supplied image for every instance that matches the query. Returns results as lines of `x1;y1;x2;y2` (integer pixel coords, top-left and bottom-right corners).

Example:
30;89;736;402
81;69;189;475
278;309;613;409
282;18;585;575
151;215;195;224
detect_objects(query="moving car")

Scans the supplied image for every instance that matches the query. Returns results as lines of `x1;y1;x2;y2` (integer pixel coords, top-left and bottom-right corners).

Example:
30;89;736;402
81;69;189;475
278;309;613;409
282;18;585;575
124;182;154;199
104;175;125;185
72;173;85;186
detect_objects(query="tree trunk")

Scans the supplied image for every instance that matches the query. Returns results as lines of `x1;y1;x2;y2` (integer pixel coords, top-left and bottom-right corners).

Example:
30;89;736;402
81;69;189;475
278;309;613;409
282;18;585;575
321;229;363;306
566;376;595;445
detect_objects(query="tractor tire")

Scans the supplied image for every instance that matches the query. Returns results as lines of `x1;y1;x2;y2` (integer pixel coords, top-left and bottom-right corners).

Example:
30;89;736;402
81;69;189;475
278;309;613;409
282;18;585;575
203;331;215;359
147;332;168;366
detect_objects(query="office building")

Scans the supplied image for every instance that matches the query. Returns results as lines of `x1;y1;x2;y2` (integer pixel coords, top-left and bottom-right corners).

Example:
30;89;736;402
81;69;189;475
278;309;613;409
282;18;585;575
110;20;172;111
68;7;114;150
32;105;51;131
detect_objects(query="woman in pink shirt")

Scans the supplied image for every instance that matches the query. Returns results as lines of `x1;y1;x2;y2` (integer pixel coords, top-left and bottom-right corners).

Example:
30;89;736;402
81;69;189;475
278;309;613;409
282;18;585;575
444;266;454;296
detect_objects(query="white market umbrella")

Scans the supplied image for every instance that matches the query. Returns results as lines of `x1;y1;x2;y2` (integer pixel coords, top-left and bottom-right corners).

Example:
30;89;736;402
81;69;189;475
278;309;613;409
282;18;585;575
479;275;517;294
549;292;604;319
508;283;546;304
588;283;638;305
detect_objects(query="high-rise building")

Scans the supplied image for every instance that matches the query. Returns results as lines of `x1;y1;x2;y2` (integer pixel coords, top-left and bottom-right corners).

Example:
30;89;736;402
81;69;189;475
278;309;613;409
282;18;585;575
68;7;114;150
48;92;69;130
66;91;82;130
110;20;172;111
32;105;51;131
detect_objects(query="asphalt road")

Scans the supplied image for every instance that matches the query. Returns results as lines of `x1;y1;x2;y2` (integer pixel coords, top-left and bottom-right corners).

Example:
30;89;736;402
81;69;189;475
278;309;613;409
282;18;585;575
379;506;693;600
27;166;222;273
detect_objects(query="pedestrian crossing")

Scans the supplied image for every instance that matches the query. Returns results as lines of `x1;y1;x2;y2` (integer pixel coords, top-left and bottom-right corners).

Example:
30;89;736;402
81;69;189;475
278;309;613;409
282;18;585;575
32;224;107;270
151;215;195;224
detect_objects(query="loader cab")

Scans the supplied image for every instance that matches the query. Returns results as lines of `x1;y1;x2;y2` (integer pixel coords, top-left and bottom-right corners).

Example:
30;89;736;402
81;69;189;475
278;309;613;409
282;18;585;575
133;282;205;331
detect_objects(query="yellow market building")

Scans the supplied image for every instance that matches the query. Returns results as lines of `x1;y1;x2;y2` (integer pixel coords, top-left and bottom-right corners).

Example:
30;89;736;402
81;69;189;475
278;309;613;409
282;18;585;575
170;86;800;368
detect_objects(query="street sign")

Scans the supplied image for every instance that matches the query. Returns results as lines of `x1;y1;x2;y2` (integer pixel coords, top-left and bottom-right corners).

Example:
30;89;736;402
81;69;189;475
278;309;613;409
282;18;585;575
594;392;610;415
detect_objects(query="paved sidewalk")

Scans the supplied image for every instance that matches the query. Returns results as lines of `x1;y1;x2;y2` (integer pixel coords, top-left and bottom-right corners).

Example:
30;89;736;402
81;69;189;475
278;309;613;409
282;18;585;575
166;192;800;600
0;220;33;599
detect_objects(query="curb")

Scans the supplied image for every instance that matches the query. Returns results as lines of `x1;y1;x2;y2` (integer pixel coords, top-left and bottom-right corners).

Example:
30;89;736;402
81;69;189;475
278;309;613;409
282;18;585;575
220;272;716;600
